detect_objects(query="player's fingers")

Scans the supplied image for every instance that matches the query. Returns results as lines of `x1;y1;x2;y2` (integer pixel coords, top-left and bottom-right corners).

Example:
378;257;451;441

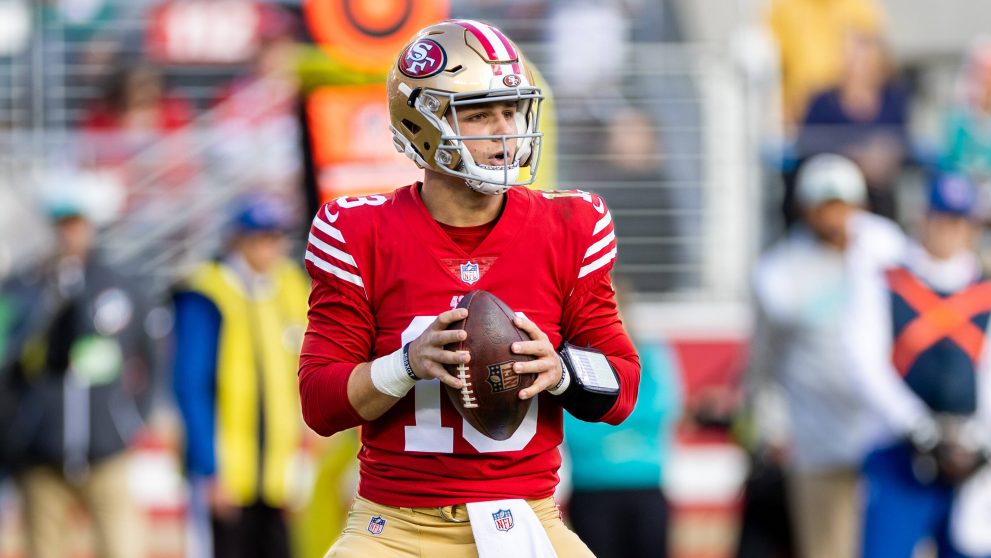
429;329;467;347
519;369;560;400
422;361;464;389
408;338;456;377
511;340;552;357
424;348;470;366
512;356;554;375
415;358;457;384
433;308;468;329
513;315;549;341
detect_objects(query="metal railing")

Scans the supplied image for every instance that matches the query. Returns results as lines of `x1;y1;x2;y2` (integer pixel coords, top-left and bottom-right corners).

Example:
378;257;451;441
520;42;760;302
0;3;762;311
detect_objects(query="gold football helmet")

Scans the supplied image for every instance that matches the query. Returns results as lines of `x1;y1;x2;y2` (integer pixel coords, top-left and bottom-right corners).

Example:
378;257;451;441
387;19;544;195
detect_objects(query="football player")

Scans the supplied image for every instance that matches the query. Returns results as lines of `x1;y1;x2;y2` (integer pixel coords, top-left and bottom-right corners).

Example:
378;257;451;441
299;19;640;557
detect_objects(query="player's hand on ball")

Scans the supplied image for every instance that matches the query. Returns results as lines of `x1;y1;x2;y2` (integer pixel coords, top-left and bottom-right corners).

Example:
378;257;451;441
511;315;563;400
407;308;470;390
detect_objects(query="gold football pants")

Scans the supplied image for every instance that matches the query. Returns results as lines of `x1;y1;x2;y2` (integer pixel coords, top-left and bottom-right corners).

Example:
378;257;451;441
325;495;594;557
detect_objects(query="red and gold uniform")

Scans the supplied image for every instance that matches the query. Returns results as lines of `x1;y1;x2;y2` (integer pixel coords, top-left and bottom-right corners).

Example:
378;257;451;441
299;183;639;507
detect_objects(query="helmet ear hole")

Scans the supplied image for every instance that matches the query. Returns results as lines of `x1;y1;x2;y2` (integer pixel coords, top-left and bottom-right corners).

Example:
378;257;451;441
424;142;431;150
402;119;420;135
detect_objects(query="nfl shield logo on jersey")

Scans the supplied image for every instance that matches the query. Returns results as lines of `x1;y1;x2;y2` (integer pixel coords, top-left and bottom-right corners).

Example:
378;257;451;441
367;515;386;535
492;509;514;532
460;261;480;284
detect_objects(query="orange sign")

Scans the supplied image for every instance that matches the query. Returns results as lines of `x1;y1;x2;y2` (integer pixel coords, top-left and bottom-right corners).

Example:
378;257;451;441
304;0;449;74
307;84;422;202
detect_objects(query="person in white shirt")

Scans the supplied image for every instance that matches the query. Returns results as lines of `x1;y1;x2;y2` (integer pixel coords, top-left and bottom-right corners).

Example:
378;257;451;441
850;172;991;558
746;153;905;558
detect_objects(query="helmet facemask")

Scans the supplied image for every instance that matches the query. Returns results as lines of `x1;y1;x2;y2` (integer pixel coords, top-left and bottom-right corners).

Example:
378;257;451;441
393;83;545;195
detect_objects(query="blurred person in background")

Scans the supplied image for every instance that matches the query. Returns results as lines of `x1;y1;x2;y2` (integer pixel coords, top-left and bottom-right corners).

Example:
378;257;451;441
796;29;910;220
563;277;682;558
745;154;905;558
81;62;197;195
0;197;156;558
766;0;886;131
579;108;690;292
849;173;991;558
942;39;991;197
82;62;192;134
172;195;310;558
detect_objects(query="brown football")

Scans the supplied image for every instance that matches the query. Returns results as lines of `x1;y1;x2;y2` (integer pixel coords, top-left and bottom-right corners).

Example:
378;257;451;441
443;290;536;441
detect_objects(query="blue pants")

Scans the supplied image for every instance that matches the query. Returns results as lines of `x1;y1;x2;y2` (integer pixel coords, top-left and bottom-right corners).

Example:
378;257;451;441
861;442;975;558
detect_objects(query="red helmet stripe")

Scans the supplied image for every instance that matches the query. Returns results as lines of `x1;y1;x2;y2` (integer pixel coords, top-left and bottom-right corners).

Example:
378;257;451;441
453;19;498;60
487;24;518;60
453;19;515;62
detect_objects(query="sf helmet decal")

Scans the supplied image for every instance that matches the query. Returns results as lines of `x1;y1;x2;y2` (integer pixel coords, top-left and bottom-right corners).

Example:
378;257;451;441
399;38;446;78
502;74;522;87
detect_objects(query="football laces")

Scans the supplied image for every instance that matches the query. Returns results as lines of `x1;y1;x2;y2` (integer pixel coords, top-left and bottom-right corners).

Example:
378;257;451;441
456;363;478;409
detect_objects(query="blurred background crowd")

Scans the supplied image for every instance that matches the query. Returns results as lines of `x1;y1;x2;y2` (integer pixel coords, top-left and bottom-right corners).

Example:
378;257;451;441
2;0;991;557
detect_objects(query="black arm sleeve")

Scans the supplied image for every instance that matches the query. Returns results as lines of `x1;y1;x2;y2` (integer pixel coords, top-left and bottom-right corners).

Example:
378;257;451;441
552;380;619;422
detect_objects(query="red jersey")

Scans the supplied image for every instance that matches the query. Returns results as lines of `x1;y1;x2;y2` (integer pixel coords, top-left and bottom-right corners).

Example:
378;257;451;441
299;184;640;506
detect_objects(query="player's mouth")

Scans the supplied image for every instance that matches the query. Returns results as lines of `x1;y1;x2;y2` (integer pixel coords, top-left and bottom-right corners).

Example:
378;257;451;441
485;151;514;167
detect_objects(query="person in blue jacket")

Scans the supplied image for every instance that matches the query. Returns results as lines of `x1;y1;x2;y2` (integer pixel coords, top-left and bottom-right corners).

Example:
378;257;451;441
172;195;309;558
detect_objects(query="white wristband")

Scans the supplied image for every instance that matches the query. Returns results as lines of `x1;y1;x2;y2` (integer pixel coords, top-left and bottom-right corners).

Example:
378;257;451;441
370;346;416;398
549;357;571;396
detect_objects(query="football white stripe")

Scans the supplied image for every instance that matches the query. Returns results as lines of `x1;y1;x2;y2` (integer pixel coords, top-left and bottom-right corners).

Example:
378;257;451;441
477;22;512;60
305;251;365;290
592;211;612;236
308;233;356;267
578;247;617;279
312;213;344;243
584;230;616;260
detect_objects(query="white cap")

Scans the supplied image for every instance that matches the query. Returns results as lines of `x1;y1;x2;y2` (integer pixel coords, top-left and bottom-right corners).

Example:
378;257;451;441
795;154;868;209
38;167;125;225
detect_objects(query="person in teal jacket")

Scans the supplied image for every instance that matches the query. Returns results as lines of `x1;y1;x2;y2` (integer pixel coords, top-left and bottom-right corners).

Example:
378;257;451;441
564;337;683;558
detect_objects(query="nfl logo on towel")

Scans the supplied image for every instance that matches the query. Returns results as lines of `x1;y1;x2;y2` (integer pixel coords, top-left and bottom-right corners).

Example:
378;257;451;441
367;516;386;535
460;261;480;284
492;509;514;532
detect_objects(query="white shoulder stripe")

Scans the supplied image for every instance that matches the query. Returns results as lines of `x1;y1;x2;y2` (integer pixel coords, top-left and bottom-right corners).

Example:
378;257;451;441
305;251;365;290
308;233;356;267
584;230;616;260
312;213;344;243
592;211;612;236
578;247;617;279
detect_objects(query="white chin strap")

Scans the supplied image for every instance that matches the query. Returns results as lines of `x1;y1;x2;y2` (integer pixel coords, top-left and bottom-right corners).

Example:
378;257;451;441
463;161;521;195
